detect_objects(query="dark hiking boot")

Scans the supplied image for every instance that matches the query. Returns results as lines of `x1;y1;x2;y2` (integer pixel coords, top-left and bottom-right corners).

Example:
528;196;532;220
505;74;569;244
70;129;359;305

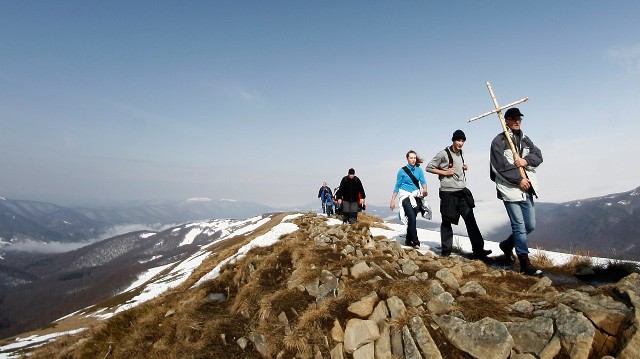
499;239;515;264
472;249;493;262
517;254;542;276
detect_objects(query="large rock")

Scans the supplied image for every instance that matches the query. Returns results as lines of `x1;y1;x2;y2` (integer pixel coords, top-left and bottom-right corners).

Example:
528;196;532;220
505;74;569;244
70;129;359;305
504;316;554;356
433;315;513;359
343;319;380;354
348;291;379;317
539;303;595;359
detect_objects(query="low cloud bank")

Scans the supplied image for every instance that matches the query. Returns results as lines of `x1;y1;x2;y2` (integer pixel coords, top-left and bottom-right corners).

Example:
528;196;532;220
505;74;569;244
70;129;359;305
4;223;177;254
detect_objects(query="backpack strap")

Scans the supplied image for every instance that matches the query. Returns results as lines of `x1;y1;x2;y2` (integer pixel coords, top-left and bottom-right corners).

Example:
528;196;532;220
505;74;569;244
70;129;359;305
444;146;466;181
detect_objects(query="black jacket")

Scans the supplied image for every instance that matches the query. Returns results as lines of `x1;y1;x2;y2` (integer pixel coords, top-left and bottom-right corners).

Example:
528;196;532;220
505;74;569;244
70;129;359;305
439;188;475;225
335;176;365;202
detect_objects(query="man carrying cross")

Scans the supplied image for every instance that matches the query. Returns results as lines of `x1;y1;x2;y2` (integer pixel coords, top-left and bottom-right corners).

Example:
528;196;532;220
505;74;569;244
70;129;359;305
490;107;543;276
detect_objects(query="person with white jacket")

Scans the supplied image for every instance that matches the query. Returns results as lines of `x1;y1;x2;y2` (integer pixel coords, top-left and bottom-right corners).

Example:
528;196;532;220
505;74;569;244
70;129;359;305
390;150;428;248
490;107;543;276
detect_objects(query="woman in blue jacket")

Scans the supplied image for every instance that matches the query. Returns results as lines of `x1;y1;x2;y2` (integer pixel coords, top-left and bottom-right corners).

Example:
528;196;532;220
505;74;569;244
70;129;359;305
390;150;428;247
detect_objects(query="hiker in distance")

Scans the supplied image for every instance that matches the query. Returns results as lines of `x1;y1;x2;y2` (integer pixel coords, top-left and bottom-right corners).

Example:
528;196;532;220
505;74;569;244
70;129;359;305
335;168;366;224
390;150;429;248
426;130;492;260
490;108;543;276
317;182;333;214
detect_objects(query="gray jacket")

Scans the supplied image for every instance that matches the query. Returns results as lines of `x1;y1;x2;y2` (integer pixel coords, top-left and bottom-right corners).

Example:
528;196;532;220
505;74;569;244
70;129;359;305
426;146;466;192
490;129;543;201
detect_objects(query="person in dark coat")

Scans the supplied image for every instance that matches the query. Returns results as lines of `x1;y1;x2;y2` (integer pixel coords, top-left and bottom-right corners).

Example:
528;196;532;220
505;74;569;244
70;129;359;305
335;168;366;224
317;182;333;214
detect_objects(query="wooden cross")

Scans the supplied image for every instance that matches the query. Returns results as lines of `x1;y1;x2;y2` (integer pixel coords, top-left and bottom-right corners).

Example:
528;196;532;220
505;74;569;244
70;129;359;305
468;81;529;179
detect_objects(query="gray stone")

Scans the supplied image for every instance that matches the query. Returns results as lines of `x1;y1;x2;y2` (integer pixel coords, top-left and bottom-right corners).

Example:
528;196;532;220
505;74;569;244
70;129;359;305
504;316;554;356
528;276;552;293
374;321;392;359
348;291;379;317
350;261;372;279
352;342;374;359
511;300;534;314
539;303;595;359
556;289;631;335
206;292;227;302
248;332;269;358
330;343;344;359
367;300;389;325
386;295;407;318
435;268;460;290
331;319;344;342
433;315;513;359
368;261;394;279
427;291;454;315
458;281;487;296
278;311;292;335
409;316;442;359
402;325;421;359
237;336;249;350
343;319;380;354
407;292;424;307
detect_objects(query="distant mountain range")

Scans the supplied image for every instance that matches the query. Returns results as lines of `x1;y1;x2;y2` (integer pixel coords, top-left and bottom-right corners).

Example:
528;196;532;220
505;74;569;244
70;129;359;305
0;197;275;254
0;215;269;339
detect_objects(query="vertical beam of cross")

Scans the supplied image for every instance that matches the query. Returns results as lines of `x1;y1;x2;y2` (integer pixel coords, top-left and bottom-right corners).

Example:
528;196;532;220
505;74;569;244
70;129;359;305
468;81;528;179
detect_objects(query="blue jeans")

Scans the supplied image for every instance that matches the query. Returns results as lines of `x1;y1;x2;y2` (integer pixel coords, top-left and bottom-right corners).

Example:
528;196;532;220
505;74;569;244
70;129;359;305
503;193;536;255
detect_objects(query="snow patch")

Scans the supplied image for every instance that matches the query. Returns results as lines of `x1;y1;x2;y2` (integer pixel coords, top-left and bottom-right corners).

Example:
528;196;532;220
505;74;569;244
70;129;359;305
121;262;175;293
0;329;86;358
179;227;202;246
194;220;299;287
186;197;212;202
139;232;156;239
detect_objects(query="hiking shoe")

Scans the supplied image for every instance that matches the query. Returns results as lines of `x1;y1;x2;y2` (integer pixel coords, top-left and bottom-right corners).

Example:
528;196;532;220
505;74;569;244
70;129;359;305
517;254;542;276
520;264;543;276
499;241;515;264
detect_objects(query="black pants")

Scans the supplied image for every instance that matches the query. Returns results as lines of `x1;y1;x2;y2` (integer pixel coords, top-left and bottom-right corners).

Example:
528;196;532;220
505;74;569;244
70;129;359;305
440;192;485;256
402;197;419;245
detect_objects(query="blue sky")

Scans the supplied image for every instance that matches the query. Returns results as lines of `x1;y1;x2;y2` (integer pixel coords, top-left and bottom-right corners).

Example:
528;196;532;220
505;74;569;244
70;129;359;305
1;1;639;208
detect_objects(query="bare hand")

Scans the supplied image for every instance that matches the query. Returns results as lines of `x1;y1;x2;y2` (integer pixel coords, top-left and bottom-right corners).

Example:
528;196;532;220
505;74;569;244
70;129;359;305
462;164;469;171
444;168;455;176
390;201;395;211
519;179;531;191
515;158;529;168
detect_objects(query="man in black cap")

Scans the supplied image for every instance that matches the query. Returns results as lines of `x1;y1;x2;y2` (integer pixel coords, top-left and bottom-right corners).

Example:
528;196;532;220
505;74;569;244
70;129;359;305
490;107;543;276
335;168;366;224
426;130;491;259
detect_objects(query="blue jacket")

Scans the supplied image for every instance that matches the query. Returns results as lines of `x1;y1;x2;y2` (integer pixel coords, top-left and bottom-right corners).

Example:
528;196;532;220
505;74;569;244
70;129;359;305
393;165;426;193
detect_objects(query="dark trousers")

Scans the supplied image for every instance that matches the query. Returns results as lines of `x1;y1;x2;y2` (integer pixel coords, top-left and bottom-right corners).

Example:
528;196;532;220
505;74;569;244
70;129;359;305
440;194;485;256
342;201;359;224
402;197;419;245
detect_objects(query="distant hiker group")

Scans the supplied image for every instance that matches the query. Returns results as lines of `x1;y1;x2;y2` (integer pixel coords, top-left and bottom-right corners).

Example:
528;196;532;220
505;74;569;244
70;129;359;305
318;168;366;224
317;106;544;276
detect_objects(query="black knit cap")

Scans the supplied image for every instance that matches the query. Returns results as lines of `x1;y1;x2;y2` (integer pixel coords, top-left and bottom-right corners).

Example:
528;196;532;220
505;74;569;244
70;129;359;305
451;129;466;141
348;168;355;175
